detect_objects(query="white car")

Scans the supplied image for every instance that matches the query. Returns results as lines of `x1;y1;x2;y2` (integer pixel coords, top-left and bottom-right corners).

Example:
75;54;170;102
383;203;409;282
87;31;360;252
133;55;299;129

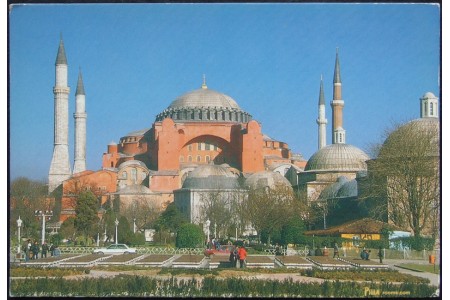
93;243;137;255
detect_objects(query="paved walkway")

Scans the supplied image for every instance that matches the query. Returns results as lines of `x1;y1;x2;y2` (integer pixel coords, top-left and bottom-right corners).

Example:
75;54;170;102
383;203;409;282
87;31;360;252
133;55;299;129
382;259;440;287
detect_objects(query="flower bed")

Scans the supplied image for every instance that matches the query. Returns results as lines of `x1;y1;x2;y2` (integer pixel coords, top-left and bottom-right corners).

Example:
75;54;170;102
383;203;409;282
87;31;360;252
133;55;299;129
59;254;110;267
338;257;389;269
20;255;81;268
209;254;233;269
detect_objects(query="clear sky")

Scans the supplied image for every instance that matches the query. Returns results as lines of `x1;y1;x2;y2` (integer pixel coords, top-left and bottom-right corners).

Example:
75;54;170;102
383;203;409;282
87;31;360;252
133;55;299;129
9;3;441;182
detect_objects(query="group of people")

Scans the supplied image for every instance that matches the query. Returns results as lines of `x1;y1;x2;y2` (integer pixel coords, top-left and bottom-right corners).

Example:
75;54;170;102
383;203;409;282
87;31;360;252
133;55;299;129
229;245;247;268
22;239;60;261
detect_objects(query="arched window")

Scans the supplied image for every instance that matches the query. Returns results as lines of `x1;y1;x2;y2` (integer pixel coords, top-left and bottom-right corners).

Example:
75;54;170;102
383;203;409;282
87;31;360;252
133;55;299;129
198;143;202;150
179;156;184;162
205;142;211;151
205;155;210;163
188;155;192;162
188;145;192;151
430;102;434;115
197;155;201;162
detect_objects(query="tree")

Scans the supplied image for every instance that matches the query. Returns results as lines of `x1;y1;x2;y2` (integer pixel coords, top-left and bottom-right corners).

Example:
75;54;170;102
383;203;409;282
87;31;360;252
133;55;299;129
365;120;439;241
176;223;204;248
243;185;296;245
74;190;100;242
10;177;50;239
60;217;76;241
155;202;187;244
121;197;159;234
280;214;307;245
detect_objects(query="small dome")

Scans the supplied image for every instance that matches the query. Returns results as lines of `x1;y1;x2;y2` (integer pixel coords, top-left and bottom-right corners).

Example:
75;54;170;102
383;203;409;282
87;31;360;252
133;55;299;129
117;160;148;170
182;163;240;189
305;144;370;172
245;171;292;191
168;88;241;110
379;117;439;158
422;92;437;99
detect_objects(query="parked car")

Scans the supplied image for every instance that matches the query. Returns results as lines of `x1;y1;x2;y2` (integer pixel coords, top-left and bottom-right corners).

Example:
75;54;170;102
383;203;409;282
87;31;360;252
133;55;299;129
93;244;137;255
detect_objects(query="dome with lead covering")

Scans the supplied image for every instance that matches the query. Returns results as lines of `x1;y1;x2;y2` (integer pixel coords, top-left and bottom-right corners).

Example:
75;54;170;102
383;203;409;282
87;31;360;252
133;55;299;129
155;84;252;123
305;144;370;172
182;163;241;189
245;171;292;191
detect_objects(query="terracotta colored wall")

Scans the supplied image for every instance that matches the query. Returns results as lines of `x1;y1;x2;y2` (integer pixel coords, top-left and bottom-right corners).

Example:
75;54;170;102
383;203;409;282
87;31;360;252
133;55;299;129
150;174;180;192
241;120;264;173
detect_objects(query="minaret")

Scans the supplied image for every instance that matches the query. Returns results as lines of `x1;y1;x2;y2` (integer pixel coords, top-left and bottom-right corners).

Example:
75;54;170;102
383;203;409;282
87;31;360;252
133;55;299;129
316;75;327;149
73;70;87;174
420;92;439;118
331;48;346;144
49;36;72;193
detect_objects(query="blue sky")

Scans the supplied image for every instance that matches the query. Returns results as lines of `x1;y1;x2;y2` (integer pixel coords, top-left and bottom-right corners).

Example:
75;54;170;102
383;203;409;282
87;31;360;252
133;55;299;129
9;3;441;181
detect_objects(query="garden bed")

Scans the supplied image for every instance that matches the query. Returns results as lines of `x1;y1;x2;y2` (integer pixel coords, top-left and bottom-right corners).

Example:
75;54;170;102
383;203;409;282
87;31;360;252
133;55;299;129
338;257;389;269
245;255;274;269
96;254;144;265
306;256;353;270
59;254;111;267
209;254;233;269
134;255;175;267
20;255;83;268
275;256;313;269
172;255;206;268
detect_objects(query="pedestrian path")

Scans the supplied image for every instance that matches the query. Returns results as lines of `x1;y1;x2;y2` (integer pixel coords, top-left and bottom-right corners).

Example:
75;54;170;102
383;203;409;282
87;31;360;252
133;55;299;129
383;259;440;287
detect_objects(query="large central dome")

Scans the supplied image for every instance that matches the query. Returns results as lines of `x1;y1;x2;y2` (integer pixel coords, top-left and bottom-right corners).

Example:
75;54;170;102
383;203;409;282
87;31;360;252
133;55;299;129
155;84;252;123
169;88;241;110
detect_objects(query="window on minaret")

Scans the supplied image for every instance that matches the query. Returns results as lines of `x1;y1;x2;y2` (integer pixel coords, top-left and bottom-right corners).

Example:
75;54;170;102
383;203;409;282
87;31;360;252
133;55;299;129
430;103;434;115
424;102;428;116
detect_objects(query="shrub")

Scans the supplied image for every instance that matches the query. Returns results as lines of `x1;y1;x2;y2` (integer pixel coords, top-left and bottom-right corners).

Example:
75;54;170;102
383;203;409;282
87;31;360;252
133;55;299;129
175;223;204;248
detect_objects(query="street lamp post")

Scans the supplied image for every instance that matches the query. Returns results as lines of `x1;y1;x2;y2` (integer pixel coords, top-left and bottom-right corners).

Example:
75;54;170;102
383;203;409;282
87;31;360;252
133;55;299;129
17;216;22;254
205;219;210;247
35;210;53;245
115;218;119;245
214;222;217;240
133;218;136;234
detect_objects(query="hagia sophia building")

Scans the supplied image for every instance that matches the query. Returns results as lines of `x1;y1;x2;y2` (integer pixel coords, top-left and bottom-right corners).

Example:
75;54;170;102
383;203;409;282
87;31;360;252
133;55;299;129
48;37;439;236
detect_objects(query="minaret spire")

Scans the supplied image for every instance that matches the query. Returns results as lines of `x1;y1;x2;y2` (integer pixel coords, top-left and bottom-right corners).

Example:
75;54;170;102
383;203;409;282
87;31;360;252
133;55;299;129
316;75;327;149
331;48;346;144
49;36;72;193
73;68;87;174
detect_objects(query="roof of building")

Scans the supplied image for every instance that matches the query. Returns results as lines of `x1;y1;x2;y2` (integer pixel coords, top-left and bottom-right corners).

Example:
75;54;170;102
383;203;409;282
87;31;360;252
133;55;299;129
116;184;152;194
245;170;292;191
318;176;349;200
123;128;150;137
336;178;358;198
305;143;370;172
117;160;148;170
168;86;241;110
304;218;406;236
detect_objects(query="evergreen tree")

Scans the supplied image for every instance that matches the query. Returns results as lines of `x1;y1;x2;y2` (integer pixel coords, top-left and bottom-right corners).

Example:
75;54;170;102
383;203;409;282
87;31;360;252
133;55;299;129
74;190;99;242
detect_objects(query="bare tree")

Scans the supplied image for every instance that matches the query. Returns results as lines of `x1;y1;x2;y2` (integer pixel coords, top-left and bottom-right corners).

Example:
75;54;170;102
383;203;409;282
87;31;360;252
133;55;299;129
121;196;160;233
243;185;296;245
365;120;440;239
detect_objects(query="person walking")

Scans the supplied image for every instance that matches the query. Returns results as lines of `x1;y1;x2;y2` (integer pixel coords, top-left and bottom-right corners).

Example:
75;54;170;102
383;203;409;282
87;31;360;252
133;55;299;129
333;242;340;258
41;242;49;258
31;241;39;260
238;245;247;268
377;246;383;263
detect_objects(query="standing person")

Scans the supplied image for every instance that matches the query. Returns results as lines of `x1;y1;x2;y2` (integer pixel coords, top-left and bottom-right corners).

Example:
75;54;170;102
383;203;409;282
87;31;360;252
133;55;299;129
229;246;237;267
333;242;340;258
49;243;55;256
31;241;39;260
377;247;383;263
41;242;49;258
238;245;247;268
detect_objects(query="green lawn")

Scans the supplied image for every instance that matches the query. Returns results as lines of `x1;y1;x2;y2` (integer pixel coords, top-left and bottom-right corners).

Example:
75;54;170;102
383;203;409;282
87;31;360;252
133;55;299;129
396;263;440;274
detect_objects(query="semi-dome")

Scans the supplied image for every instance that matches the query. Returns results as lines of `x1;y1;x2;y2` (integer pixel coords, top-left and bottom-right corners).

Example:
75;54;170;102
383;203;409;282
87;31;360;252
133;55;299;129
319;176;349;200
305;144;370;172
182;163;241;189
245;171;292;191
336;179;358;198
155;84;252;123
